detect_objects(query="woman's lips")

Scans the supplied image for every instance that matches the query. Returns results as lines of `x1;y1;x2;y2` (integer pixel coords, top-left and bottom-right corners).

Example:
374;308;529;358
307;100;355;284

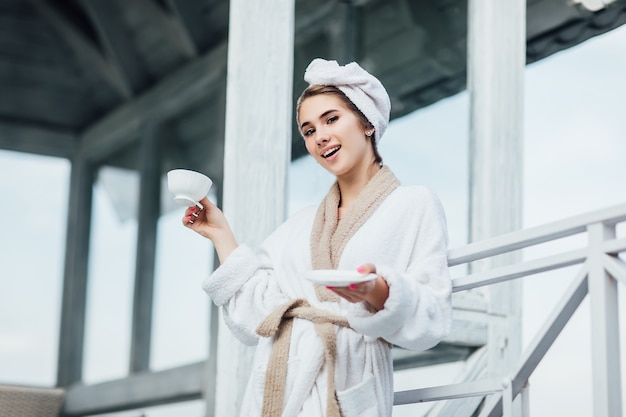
322;145;341;158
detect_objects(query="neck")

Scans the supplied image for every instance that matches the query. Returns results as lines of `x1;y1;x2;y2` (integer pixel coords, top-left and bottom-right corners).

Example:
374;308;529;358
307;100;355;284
337;162;381;210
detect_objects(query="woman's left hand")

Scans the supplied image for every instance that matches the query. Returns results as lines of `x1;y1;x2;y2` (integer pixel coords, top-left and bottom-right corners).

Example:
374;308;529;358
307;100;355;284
327;263;389;312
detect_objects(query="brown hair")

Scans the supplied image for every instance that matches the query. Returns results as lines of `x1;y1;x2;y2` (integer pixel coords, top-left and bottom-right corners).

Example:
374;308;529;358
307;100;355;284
296;85;383;166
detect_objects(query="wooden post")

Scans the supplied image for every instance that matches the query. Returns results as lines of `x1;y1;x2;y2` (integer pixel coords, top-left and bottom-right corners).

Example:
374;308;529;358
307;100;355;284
467;0;526;379
588;222;623;417
57;154;94;387
211;0;295;416
129;122;161;373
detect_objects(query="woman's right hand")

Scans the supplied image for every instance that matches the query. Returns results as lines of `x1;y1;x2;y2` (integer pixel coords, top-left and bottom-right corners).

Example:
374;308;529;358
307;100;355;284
182;197;238;263
182;197;226;239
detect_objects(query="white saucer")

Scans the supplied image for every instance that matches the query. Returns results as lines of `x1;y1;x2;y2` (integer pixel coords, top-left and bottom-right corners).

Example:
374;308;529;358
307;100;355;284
304;270;377;286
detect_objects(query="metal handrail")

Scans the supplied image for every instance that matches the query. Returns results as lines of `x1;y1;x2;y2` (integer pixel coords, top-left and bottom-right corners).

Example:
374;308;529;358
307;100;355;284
394;202;626;417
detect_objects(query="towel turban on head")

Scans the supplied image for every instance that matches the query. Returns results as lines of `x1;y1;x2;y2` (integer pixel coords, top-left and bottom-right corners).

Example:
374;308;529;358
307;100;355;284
303;58;391;141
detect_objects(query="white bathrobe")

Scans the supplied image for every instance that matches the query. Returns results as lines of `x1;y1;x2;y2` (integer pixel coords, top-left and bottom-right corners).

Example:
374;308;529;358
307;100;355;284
203;185;452;417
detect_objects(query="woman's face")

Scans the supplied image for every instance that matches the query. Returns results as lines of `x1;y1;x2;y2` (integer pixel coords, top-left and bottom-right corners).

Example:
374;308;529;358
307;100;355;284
298;94;373;179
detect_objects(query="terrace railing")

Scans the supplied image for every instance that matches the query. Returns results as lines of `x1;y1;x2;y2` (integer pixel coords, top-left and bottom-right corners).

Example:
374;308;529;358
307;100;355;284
394;203;626;417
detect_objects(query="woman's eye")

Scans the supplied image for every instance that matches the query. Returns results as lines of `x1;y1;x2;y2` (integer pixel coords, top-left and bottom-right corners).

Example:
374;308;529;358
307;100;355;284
327;116;338;124
303;128;314;137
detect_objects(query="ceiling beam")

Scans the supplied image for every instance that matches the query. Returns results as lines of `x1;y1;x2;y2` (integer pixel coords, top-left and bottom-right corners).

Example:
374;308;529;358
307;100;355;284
293;0;339;44
27;0;132;100
138;0;198;59
76;0;150;94
164;0;226;52
80;42;227;162
0;119;76;158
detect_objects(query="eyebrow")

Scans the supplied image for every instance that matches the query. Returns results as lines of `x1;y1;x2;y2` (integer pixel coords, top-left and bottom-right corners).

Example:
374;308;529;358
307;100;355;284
300;109;339;130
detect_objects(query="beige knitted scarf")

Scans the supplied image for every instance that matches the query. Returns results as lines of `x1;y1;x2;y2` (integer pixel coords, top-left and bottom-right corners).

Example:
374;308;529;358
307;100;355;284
256;166;400;417
311;166;400;301
257;299;350;417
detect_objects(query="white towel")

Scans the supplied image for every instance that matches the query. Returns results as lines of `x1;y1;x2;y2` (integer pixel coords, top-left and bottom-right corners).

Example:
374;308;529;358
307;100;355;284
303;58;391;141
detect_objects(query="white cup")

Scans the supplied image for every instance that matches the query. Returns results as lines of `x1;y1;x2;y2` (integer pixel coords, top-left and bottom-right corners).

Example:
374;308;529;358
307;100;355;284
166;169;213;208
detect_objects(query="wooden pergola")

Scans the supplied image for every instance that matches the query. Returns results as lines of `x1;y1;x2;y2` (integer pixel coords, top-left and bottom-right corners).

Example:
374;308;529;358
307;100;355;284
1;0;624;416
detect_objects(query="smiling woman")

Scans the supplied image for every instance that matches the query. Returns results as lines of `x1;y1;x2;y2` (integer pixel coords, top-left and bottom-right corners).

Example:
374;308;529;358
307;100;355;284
298;89;381;183
180;58;453;417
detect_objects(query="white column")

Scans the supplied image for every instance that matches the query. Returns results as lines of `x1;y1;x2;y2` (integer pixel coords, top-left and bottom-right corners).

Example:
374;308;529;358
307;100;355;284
211;0;295;416
587;222;623;417
467;0;526;379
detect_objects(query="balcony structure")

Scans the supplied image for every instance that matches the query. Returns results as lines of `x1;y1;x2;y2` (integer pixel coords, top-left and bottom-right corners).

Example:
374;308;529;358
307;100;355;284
0;0;625;416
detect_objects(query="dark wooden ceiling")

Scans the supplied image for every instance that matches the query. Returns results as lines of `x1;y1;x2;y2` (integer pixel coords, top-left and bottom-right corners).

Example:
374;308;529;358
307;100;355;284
1;0;625;181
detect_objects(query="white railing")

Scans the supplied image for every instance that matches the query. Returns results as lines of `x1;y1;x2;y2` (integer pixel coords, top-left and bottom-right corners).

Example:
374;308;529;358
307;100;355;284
394;203;626;417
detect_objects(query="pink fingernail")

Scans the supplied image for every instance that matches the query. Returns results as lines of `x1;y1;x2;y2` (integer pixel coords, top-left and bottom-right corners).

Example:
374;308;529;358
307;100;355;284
348;284;357;291
326;286;334;290
190;207;196;212
185;215;192;220
356;266;365;273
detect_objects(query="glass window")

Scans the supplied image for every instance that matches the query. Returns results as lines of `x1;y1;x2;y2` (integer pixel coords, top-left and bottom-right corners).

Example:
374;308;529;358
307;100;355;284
150;100;220;370
0;150;70;386
150;189;214;371
83;164;138;384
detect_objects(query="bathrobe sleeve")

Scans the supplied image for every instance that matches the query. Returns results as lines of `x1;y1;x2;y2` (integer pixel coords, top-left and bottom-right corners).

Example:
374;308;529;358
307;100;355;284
346;187;453;352
200;208;314;346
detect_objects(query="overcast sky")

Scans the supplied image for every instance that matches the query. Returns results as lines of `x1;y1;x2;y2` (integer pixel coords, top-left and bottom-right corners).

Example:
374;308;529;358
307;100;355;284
1;23;625;417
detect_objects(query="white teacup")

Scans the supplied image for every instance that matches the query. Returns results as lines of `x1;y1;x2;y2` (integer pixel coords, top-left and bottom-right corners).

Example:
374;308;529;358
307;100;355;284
167;169;213;208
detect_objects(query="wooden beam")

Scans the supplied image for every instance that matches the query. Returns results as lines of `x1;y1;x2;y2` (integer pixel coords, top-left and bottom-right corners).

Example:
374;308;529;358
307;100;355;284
27;0;132;100
0;119;76;158
216;0;294;415
164;0;226;52
334;1;360;62
467;0;526;379
129;123;161;373
293;0;338;44
138;0;198;58
57;155;94;387
76;0;149;94
29;0;132;99
392;344;480;370
79;42;227;162
62;362;204;416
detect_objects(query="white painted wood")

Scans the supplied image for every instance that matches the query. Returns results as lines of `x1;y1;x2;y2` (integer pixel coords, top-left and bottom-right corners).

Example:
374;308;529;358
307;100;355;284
467;0;526;380
394;379;501;405
502;378;513;417
394;206;626;414
587;222;623;417
509;266;589;392
477;393;504;417
214;1;295;416
452;248;587;292
520;383;529;417
602;253;626;286
448;202;626;266
423;347;489;417
602;237;626;257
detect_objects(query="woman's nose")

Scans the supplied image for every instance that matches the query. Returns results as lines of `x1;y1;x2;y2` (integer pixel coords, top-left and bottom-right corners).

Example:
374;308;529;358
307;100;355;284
315;128;330;145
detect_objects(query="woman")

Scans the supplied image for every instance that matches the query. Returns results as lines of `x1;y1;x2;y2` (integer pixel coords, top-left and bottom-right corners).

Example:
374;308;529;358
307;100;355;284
182;58;452;417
